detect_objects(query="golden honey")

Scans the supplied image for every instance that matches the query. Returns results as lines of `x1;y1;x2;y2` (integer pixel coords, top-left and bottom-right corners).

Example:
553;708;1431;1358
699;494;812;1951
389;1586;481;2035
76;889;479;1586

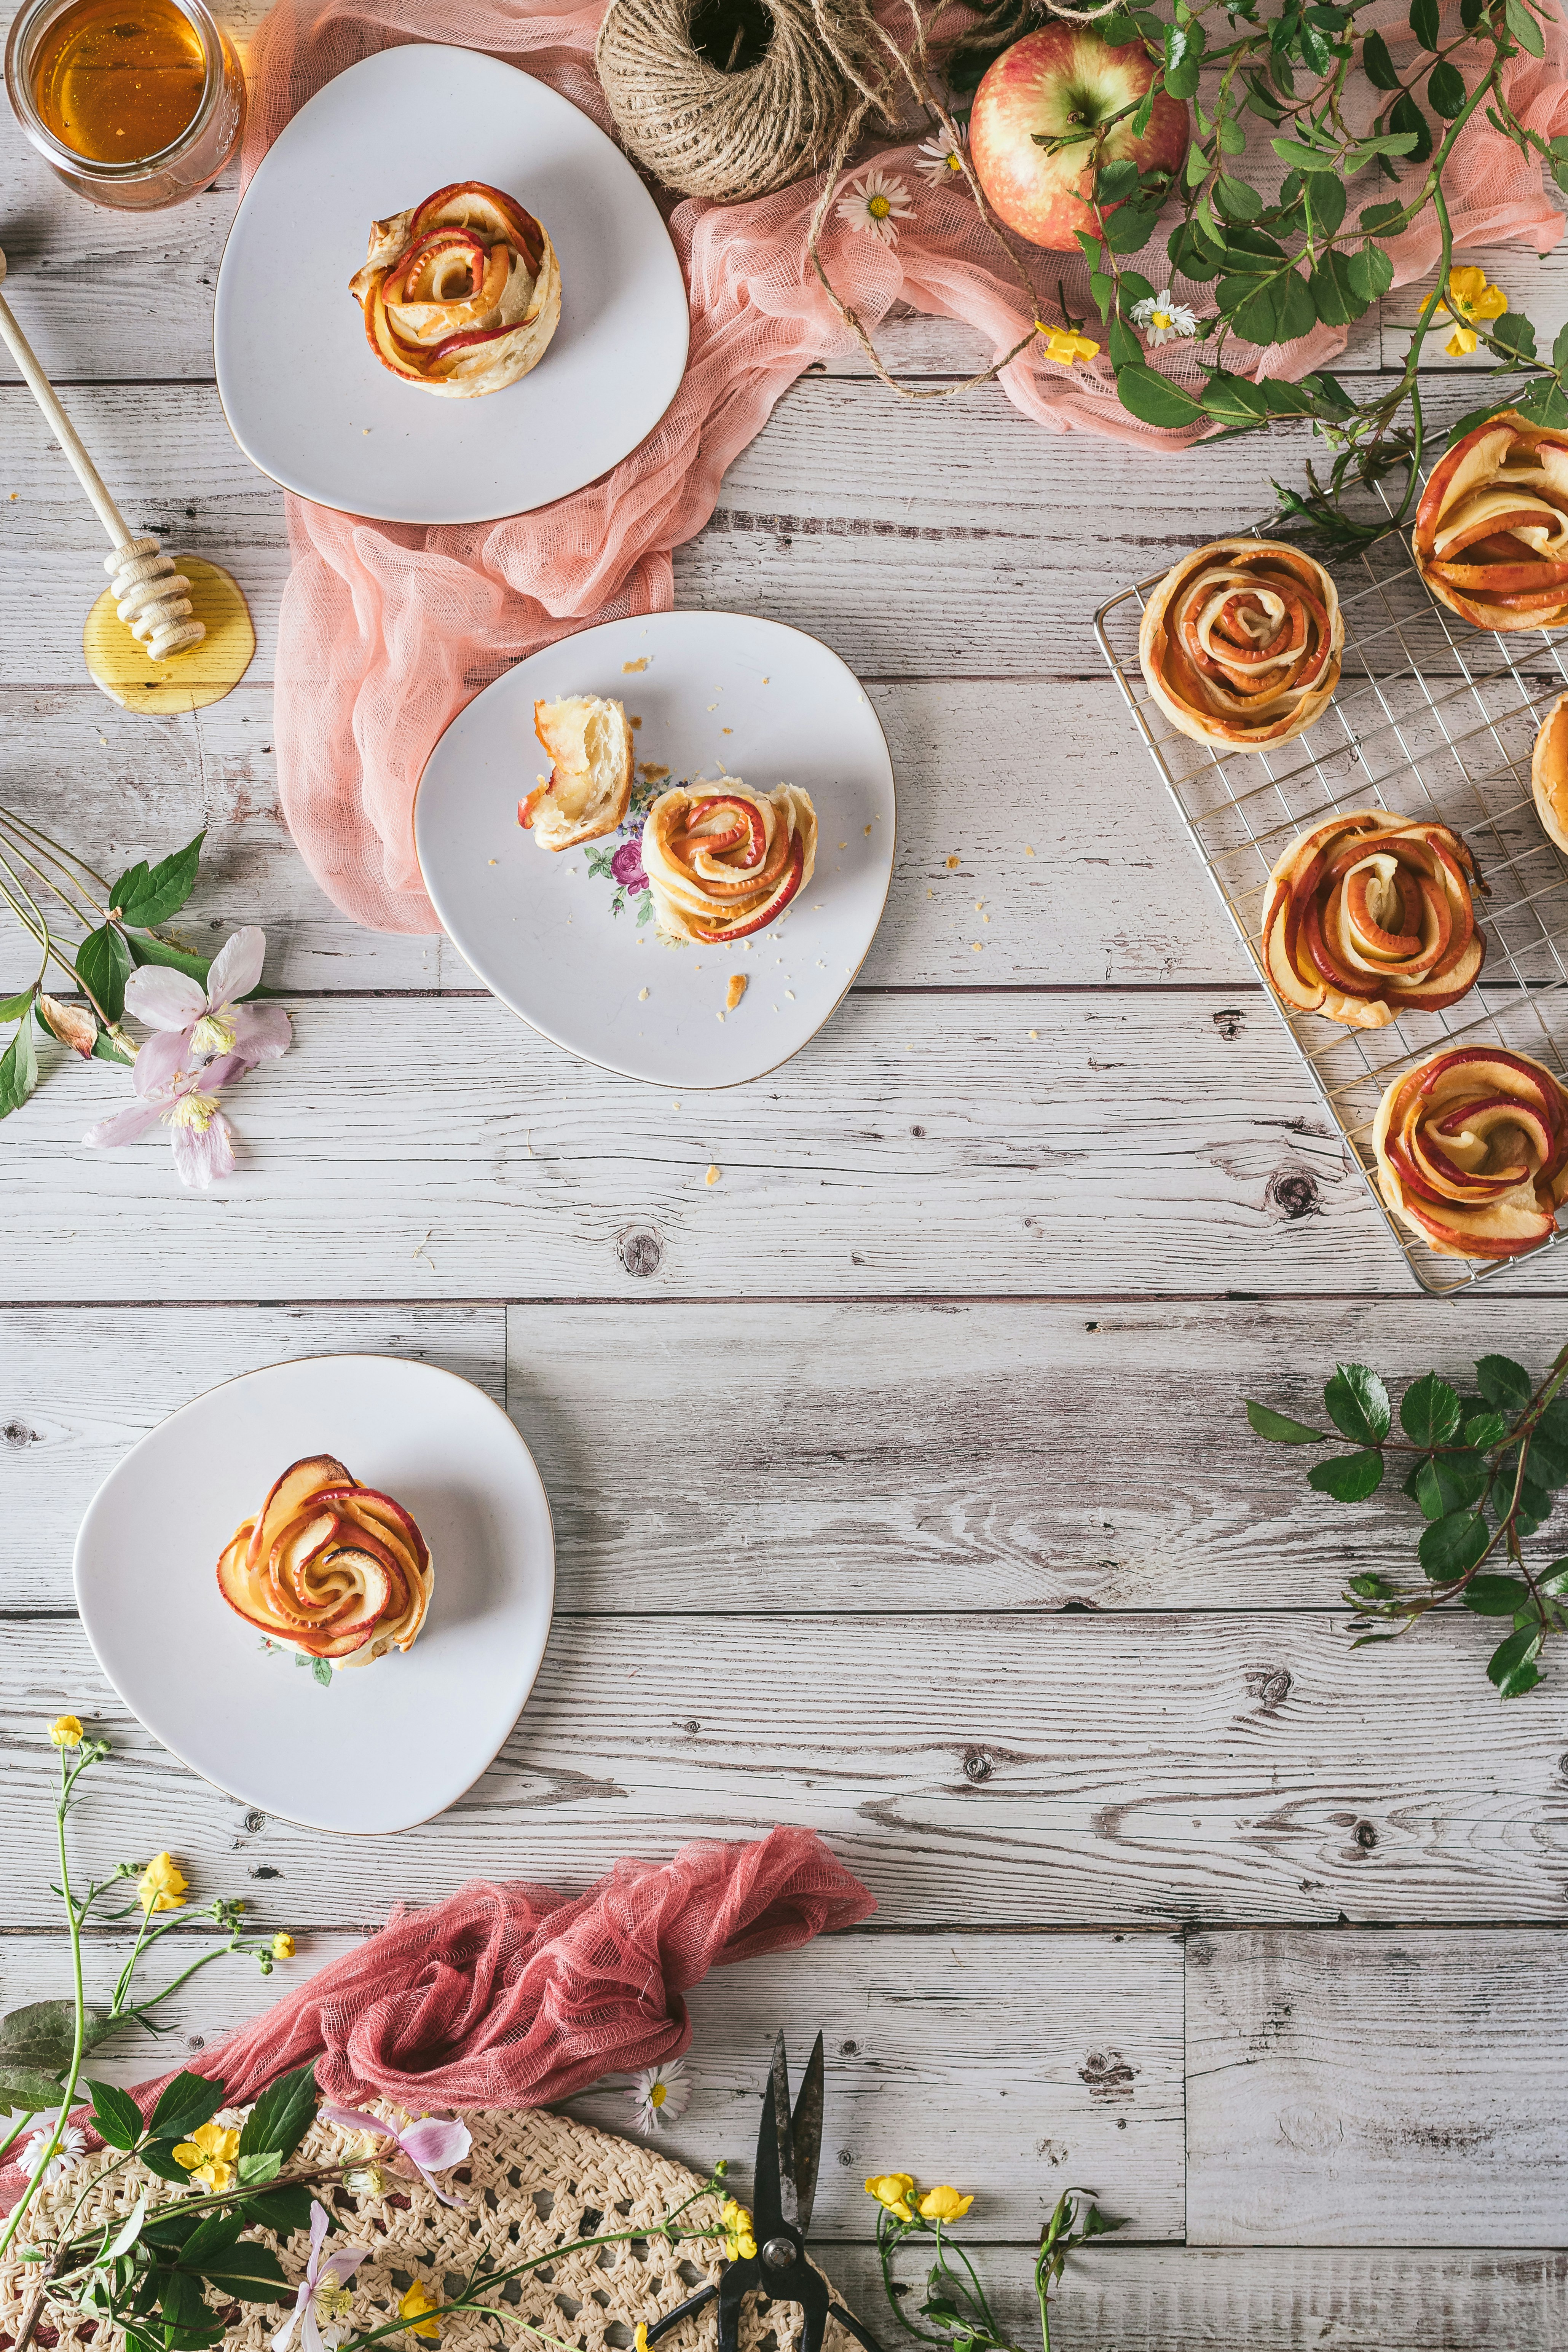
84;556;255;713
30;0;204;163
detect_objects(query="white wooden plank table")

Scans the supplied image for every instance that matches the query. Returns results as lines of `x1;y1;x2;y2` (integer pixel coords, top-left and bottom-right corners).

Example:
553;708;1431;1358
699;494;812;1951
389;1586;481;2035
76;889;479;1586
2;55;1566;2352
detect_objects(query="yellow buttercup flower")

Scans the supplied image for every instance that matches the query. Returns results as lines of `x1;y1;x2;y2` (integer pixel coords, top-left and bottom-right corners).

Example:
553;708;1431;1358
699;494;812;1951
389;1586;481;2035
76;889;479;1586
865;2173;917;2222
720;2199;757;2261
1440;266;1508;357
635;2330;649;2352
917;2186;974;2222
400;2282;442;2341
271;1931;296;1959
137;1853;189;1915
48;1715;84;1749
1037;324;1100;368
172;2121;239;2194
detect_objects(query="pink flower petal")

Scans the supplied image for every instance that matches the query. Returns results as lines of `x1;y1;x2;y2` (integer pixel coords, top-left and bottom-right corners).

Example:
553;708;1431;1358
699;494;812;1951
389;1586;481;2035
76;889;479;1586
83;1098;164;1148
123;966;206;1032
171;1110;235;1189
133;1026;194;1100
400;2118;471;2173
319;2103;387;2139
228;1004;292;1064
206;927;266;1009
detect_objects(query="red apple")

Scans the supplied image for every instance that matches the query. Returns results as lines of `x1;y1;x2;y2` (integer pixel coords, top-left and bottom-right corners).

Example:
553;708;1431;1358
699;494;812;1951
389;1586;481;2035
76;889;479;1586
969;25;1189;254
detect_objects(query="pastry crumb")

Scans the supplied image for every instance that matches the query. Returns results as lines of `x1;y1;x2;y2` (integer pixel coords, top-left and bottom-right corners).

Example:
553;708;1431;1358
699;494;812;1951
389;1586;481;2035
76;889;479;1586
705;1163;720;1186
623;657;648;672
488;858;498;866
638;986;649;1001
946;854;960;869
785;989;795;1000
1029;1029;1038;1040
972;942;983;951
727;974;747;1010
975;899;984;911
1025;844;1035;857
630;714;642;728
637;761;670;782
864;824;872;836
722;727;732;735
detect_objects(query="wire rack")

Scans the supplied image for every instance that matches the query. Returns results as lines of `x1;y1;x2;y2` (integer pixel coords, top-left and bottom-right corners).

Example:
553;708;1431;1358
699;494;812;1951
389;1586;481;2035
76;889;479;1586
1094;496;1568;1296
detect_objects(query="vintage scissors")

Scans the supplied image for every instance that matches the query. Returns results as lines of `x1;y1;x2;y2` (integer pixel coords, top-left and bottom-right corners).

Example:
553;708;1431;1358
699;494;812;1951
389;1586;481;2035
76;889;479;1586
645;2031;884;2352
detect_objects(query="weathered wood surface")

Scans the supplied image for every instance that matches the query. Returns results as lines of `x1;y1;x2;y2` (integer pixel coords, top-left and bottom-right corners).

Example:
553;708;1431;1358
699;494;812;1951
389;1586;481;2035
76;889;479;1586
8;1610;1567;1926
14;1297;1568;1615
1186;1928;1568;2246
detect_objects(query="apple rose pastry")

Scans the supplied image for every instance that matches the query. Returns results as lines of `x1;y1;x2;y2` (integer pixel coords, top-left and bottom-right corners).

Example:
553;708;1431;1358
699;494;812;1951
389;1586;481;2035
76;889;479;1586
1531;691;1568;853
349;180;561;398
1415;409;1568;631
1373;1046;1568;1260
1139;538;1343;750
642;780;817;942
216;1454;432;1670
1261;811;1486;1028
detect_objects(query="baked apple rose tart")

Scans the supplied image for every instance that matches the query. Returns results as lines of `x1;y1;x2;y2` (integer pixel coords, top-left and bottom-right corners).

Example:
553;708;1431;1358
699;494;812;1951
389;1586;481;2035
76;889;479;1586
1374;1047;1568;1259
642;780;817;942
349;180;560;397
1139;539;1344;749
1261;811;1486;1028
216;1455;432;1670
1415;410;1568;631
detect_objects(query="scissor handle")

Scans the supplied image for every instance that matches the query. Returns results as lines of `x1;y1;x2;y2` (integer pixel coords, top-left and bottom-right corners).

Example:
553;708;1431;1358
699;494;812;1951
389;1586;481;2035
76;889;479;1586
644;2286;719;2344
826;2305;885;2352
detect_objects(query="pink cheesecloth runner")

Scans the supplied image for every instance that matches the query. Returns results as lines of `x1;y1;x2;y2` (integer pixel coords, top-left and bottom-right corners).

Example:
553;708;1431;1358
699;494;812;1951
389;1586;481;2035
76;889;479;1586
0;1829;875;2209
250;0;1568;937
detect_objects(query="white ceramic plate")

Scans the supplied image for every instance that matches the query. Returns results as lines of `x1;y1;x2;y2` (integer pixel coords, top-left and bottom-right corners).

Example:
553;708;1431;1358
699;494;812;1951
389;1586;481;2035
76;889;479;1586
414;609;897;1088
73;1355;555;1835
213;46;690;525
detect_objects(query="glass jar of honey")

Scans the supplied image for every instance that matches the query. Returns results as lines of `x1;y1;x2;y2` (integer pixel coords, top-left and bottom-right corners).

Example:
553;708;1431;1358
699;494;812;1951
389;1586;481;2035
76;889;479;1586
5;0;244;209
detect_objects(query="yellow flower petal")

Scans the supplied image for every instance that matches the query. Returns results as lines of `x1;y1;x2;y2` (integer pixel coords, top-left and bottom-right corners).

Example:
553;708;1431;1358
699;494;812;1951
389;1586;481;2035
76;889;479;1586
1447;265;1488;308
137;1853;189;1915
400;2282;442;2342
635;2329;649;2352
271;1931;296;1960
864;2173;917;2220
1475;283;1509;320
1445;327;1479;357
48;1715;84;1749
917;2186;975;2222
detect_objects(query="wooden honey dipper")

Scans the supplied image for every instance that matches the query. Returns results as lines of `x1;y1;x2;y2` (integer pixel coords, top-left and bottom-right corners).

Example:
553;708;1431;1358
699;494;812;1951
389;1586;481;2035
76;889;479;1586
0;245;204;660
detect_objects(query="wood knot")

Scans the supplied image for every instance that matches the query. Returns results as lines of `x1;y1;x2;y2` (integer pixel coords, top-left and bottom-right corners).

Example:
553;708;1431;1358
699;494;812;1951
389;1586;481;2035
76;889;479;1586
1249;1666;1293;1711
1354;1819;1378;1851
840;2039;859;2055
1078;2049;1137;2100
962;1748;992;1782
3;1418;39;1448
618;1227;663;1277
1266;1167;1320;1221
243;1809;265;1833
1212;1007;1246;1040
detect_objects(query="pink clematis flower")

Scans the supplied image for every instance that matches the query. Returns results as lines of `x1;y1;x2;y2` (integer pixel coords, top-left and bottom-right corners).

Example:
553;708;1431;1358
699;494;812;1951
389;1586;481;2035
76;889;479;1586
321;2103;472;2207
121;926;292;1094
83;1049;250;1189
271;2199;371;2352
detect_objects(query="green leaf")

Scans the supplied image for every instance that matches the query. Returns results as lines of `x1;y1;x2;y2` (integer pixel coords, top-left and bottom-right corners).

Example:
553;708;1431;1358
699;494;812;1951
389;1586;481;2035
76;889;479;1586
237;2060;317;2167
178;2211;248;2267
148;2071;227;2143
1217;113;1247;155
1463;1411;1509;1451
1325;1363;1392;1446
85;2079;147;2151
1102;202;1162;253
0;1015;38;1121
1506;0;1546;55
1463;1575;1533;1616
0;2063;72;2111
1130;85;1156;139
237;2149;282;2187
1513;1474;1553;1538
1303;367;1356;414
139;2137;201;2185
1108;313;1142;366
1488;1622;1544;1691
1303;171;1346;237
1308;1449;1385;1502
1118;271;1155;308
1203;373;1271;423
76;922;133;1024
310;1655;333;1688
1427;58;1467;115
1417;1449;1490;1518
1491;310;1538;360
1418;1509;1491;1580
1409;0;1440;46
1164;16;1204;96
1311;247;1372;326
0;1999;115;2076
1538;1559;1568;1599
245;2184;316;2240
1272;136;1336;170
1215;172;1263;221
1246;1399;1327;1443
103;2191;148;2266
0;986;36;1022
123;930;212;987
1476;1354;1533;1413
1401;1372;1463;1449
1517;377;1568;429
1362;27;1402;85
1233;271;1317;346
1389;91;1434;166
189;2246;291;2302
1526;1425;1568;1486
1348;243;1395;303
110;833;205;930
1097;158;1142;204
1361;199;1405;230
1115;364;1205;429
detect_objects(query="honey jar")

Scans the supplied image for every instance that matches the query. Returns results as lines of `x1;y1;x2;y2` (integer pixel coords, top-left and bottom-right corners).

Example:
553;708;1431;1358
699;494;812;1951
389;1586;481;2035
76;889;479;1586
5;0;244;209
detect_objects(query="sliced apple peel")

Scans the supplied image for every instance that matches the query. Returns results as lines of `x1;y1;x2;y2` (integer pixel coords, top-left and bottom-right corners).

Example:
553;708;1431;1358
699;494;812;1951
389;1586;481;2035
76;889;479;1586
1139;539;1343;750
216;1455;434;1669
1415;410;1568;632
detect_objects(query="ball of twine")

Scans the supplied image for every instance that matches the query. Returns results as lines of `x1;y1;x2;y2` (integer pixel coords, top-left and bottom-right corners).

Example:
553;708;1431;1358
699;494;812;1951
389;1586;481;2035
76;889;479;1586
595;0;885;204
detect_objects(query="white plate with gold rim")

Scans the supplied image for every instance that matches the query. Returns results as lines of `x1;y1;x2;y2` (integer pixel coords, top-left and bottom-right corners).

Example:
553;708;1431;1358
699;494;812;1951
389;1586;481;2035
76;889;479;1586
413;608;898;1088
73;1355;555;1835
213;45;690;524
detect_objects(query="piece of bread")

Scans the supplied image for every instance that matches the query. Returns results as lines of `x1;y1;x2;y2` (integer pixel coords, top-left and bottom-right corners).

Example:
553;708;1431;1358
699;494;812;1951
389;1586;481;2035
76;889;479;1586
1415;409;1568;632
521;696;633;851
1139;538;1343;751
1532;691;1568;852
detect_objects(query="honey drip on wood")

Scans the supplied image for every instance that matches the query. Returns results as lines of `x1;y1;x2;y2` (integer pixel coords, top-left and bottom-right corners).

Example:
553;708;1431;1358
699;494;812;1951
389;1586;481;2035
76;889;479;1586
84;557;254;712
31;0;204;163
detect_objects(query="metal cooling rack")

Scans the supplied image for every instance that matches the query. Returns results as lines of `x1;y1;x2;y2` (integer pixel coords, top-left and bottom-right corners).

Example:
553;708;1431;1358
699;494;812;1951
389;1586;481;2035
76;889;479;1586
1094;498;1568;1296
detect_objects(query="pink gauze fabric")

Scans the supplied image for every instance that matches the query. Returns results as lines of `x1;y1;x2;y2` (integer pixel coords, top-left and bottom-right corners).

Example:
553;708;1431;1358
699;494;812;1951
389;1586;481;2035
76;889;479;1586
0;1829;875;2212
248;0;1568;936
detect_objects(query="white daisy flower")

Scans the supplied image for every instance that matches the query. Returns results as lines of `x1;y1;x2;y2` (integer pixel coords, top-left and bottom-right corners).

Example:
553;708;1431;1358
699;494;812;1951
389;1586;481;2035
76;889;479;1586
918;124;968;185
1129;290;1198;346
627;2060;691;2133
21;2118;86;2185
836;168;915;247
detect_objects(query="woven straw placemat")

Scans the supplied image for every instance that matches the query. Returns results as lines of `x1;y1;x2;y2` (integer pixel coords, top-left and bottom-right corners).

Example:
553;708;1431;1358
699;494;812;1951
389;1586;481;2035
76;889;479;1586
0;2103;847;2352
